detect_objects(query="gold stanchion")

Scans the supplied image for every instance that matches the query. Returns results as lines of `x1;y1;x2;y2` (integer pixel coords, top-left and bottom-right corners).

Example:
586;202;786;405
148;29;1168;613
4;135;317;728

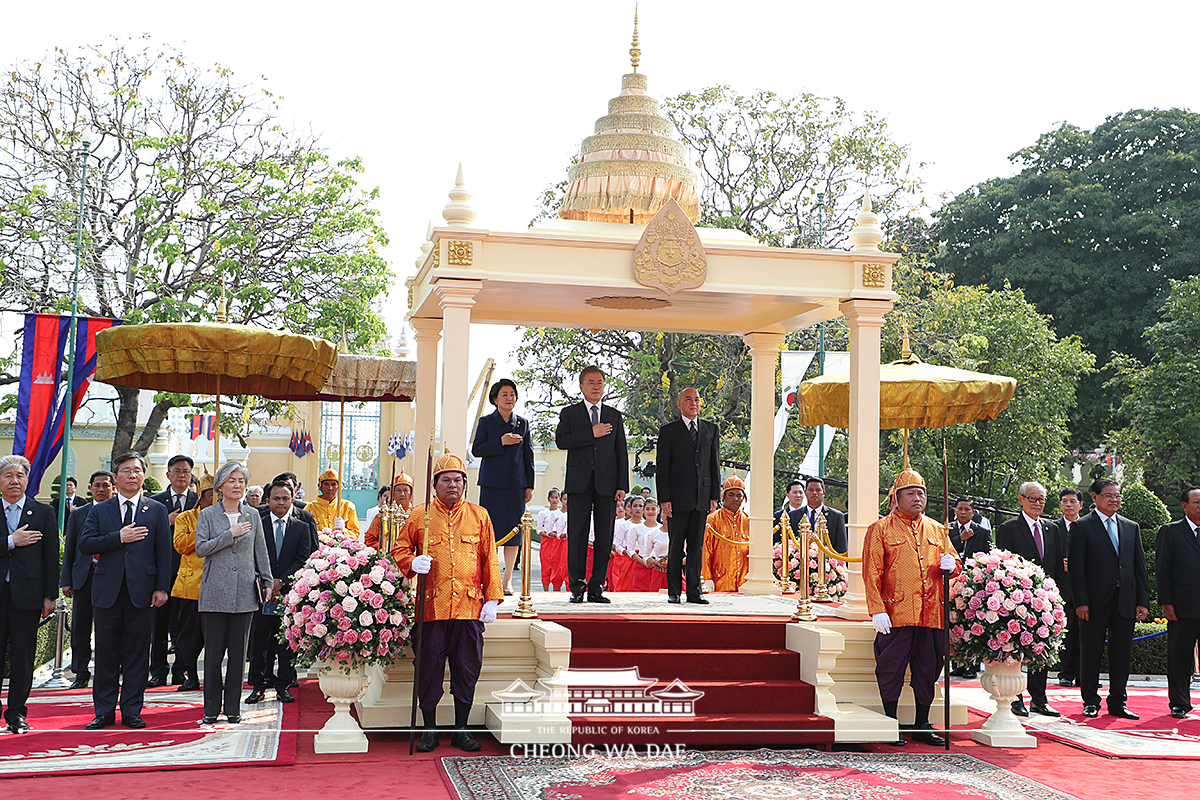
775;521;794;594
812;514;831;602
512;510;538;619
790;514;817;621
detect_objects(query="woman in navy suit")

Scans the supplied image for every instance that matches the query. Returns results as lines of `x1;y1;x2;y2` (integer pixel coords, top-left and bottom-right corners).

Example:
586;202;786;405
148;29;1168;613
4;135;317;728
472;379;535;595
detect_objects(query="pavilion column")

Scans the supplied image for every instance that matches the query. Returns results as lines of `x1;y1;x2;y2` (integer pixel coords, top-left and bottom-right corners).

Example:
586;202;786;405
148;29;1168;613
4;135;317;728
410;317;442;500
435;279;481;460
835;298;893;620
741;331;786;595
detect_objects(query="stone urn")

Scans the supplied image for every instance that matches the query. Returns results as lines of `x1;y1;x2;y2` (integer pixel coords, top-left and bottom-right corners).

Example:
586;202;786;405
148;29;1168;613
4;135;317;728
314;659;370;753
972;659;1037;747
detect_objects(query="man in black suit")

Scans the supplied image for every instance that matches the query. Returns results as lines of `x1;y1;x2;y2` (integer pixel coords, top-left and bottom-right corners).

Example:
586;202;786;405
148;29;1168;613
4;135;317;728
148;454;197;687
1053;487;1085;687
1155;486;1200;718
772;480;807;545
555;365;628;603
80;452;173;730
800;477;848;555
60;470;115;689
1069;478;1150;720
949;496;992;679
0;455;60;734
995;481;1061;717
265;472;319;550
657;388;720;604
246;480;314;704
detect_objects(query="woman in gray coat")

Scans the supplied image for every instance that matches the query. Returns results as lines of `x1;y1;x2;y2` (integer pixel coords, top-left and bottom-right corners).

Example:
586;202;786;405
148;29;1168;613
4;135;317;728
195;461;276;724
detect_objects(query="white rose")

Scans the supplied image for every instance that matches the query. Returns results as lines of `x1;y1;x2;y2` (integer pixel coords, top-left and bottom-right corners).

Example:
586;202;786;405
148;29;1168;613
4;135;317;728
369;568;386;584
349;582;364;596
335;581;349;595
335;563;353;578
381;581;396;595
342;596;358;613
359;610;374;626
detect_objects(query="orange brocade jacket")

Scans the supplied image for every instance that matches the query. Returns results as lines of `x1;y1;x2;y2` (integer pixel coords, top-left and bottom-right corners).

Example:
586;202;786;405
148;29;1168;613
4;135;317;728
862;510;961;628
703;507;749;592
391;500;503;623
363;504;412;551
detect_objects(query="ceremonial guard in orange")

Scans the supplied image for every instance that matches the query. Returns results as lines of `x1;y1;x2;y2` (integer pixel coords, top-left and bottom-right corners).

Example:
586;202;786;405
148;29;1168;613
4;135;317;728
363;470;414;551
306;468;359;535
863;462;960;746
702;476;750;593
392;454;502;753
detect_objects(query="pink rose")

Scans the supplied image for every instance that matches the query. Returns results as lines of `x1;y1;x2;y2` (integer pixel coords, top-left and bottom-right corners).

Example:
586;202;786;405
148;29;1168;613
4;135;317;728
1007;619;1022;634
1037;626;1050;638
377;643;389;656
338;617;352;631
996;630;1011;643
368;593;385;609
360;573;373;588
970;623;985;636
375;608;389;623
336;649;351;662
344;629;359;644
1033;642;1046;654
1019;631;1034;646
360;629;373;643
330;604;345;619
380;628;393;642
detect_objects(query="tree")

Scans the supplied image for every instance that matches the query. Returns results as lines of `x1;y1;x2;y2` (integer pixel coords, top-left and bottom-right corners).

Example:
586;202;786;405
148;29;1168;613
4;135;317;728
934;109;1200;447
1108;276;1200;499
0;39;390;461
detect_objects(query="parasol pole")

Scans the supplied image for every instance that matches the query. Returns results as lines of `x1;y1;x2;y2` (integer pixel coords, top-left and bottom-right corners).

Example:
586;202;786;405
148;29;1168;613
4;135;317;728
942;432;951;751
214;372;221;470
337;396;346;512
409;438;434;755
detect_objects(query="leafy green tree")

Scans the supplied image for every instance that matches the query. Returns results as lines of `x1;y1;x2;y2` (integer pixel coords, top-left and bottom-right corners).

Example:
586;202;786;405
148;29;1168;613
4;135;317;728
0;40;390;460
1117;481;1171;551
934;109;1200;446
1108;276;1200;499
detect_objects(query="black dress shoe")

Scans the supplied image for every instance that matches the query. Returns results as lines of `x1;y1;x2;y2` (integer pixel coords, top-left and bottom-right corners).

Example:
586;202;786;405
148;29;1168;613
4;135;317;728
171;673;186;686
86;714;116;730
416;730;439;752
1010;700;1029;717
587;593;611;604
1058;676;1076;687
290;679;299;689
226;715;242;725
949;667;967;677
178;678;201;691
451;731;482;751
146;675;167;688
1082;704;1100;717
122;714;147;729
569;593;584;604
69;674;90;690
201;715;219;725
1029;702;1060;717
912;727;947;747
1108;705;1140;720
961;671;978;679
686;596;710;605
1171;707;1190;719
6;716;30;734
277;688;295;703
887;731;906;746
667;595;682;604
244;689;266;705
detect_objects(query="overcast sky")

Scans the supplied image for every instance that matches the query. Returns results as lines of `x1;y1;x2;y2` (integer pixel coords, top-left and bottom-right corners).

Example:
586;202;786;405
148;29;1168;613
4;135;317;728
4;0;1195;406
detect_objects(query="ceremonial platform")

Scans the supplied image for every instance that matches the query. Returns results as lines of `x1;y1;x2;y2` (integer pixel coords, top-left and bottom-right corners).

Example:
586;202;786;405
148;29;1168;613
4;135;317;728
355;592;967;748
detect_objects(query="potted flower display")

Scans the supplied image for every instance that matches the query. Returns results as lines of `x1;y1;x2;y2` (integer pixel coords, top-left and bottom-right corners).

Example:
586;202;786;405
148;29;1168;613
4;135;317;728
949;548;1066;745
284;528;416;752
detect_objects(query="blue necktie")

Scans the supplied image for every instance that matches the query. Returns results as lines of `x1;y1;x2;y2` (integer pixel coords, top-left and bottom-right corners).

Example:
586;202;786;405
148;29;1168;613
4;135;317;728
4;503;17;533
1105;516;1119;554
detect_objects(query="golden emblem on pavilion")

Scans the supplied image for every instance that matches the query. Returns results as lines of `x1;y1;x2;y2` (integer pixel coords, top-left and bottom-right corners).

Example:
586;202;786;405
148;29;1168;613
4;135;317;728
633;198;707;293
558;12;700;226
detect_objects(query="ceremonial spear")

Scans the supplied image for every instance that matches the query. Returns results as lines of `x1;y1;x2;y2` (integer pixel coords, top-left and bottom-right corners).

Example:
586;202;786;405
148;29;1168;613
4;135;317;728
408;441;434;755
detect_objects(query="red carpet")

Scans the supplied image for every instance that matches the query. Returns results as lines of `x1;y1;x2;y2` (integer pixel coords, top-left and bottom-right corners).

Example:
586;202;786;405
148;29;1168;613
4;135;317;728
0;684;296;778
544;614;833;748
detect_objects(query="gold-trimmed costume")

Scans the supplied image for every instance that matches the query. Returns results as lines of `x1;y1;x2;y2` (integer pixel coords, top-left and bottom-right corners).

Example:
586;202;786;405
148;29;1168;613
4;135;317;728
307;496;360;535
703;506;749;592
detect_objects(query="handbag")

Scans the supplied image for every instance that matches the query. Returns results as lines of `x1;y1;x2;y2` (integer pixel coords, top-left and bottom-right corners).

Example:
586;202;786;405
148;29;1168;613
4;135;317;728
249;507;271;607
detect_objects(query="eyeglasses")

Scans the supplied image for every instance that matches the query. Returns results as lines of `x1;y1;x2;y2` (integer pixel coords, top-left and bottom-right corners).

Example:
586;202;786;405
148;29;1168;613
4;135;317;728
116;467;145;476
1099;493;1122;500
1021;496;1047;504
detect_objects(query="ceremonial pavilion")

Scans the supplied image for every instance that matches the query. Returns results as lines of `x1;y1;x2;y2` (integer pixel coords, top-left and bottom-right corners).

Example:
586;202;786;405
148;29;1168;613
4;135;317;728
356;30;932;748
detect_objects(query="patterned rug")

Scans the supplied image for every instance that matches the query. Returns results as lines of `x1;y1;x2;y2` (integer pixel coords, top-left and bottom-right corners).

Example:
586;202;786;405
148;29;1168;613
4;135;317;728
957;683;1200;759
0;686;297;777
439;749;1080;800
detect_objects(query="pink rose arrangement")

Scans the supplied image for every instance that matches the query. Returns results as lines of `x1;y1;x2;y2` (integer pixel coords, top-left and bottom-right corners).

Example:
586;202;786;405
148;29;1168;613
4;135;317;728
948;548;1066;669
283;528;416;674
772;543;848;601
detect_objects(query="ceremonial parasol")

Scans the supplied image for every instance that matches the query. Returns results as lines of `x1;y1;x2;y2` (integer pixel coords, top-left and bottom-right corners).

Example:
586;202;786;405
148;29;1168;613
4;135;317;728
95;312;338;466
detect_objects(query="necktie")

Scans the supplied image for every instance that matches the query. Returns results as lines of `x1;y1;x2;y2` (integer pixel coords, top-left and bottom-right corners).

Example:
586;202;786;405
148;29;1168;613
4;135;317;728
276;519;286;557
174;494;183;512
4;503;17;533
1033;520;1043;561
1105;516;1119;554
123;500;134;527
810;509;818;532
689;420;698;444
591;405;599;426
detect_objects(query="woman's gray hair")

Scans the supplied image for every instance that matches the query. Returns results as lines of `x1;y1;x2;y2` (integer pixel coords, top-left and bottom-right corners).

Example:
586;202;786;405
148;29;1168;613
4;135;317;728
213;461;250;494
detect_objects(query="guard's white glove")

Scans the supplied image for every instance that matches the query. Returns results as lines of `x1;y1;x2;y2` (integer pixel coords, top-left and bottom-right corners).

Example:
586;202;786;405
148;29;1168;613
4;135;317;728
872;612;893;635
479;599;499;624
940;553;956;571
703;579;716;593
411;554;432;574
333;516;346;531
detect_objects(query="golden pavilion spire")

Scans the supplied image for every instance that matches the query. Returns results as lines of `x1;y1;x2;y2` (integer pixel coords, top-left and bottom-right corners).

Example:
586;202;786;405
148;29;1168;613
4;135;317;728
630;6;641;73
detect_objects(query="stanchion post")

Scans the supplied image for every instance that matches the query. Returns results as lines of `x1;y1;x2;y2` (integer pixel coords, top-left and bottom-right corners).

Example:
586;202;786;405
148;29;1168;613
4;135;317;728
512;510;538;619
37;597;73;689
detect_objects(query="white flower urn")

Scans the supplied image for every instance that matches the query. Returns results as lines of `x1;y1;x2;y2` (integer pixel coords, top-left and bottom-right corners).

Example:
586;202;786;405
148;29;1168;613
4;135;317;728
972;659;1037;747
313;659;370;753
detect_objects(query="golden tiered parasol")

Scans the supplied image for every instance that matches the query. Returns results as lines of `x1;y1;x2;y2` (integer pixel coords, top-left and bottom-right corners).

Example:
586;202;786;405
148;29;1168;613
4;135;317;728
95;314;338;465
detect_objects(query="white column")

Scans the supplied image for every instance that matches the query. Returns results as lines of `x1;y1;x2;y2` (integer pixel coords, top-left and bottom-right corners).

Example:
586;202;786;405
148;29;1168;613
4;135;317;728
741;331;786;595
835;298;892;620
436;279;481;460
410;317;442;502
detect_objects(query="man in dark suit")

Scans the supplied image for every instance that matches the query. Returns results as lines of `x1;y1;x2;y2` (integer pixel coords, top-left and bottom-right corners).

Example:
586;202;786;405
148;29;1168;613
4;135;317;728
995;481;1061;717
60;470;115;689
0;455;60;734
555;365;628;603
800;477;848;555
1053;487;1085;686
1155;486;1200;718
80;452;173;730
949;496;992;679
1069;478;1150;720
265;472;319;550
147;454;197;686
657;388;720;604
246;480;314;704
772;480;807;545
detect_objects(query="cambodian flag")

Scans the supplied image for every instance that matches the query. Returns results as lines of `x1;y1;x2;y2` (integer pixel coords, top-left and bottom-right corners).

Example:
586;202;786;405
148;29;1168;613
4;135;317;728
14;313;120;497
